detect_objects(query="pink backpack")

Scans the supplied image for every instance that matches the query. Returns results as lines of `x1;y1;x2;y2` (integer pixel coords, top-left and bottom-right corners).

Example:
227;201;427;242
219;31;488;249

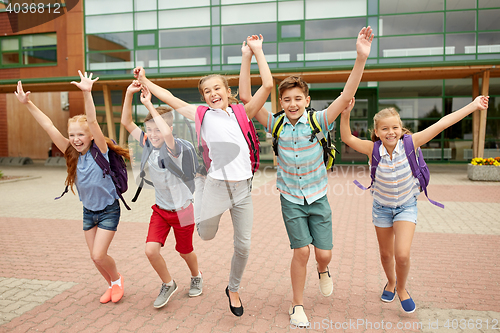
195;104;260;175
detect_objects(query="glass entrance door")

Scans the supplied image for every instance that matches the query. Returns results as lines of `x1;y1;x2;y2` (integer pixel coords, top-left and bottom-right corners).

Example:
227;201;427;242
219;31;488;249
309;88;377;164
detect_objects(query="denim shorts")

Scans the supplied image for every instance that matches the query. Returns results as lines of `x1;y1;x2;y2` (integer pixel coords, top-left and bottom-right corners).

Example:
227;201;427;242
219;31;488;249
83;200;120;231
372;197;418;228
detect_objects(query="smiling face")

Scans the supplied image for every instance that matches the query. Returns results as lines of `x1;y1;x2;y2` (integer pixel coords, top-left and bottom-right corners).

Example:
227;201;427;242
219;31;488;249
280;87;311;125
145;121;167;148
200;76;230;110
68;121;93;154
374;115;402;149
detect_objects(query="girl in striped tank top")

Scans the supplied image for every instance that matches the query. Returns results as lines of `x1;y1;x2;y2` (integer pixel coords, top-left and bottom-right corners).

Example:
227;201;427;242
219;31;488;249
340;95;489;313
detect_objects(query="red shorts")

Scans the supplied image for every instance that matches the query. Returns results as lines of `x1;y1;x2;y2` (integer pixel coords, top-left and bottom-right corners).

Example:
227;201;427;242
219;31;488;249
146;203;195;254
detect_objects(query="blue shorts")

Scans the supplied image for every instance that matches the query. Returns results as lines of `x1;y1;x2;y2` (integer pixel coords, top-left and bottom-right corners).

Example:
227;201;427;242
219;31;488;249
83;200;121;231
372;197;418;228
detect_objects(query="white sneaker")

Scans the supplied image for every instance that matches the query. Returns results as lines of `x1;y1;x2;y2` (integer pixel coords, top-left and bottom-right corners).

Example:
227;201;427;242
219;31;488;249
289;305;309;328
318;267;333;296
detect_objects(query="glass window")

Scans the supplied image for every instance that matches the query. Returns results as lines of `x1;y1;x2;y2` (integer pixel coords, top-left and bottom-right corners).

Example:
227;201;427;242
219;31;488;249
88;51;134;71
479;0;499;8
305;18;365;40
158;8;210;29
281;24;301;39
380;35;444;57
87;33;134;51
478;32;500;53
135;12;157;31
379;80;442;98
444;97;473;146
306;0;366;19
1;38;19;51
478;9;500;30
136;49;158;68
223;44;245;64
158;0;209;9
21;34;56;48
221;0;271;3
135;0;156;11
159;28;210;48
279;41;303;62
137;33;156;47
222;23;277;44
379;98;442;132
86;14;133;34
303;39;357;61
447;0;476;10
278;1;304;22
23;49;56;65
159;47;210;67
85;0;133;15
380;0;444;14
368;0;378;15
212;26;221;45
2;52;19;65
380;13;443;36
446;11;475;32
446;33;475;54
212;6;220;25
445;78;474;96
212;46;220;64
221;3;276;25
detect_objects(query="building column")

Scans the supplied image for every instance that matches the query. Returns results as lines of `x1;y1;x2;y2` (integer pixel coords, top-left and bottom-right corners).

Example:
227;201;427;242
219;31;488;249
102;84;116;141
478;70;490;158
472;74;480;158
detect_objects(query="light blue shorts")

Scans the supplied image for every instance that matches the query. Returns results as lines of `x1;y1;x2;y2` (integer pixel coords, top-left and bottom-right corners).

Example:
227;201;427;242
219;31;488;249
372;197;418;228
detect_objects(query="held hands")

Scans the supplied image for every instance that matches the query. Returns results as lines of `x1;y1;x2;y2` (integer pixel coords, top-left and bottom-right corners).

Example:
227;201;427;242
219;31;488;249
342;97;356;115
70;70;98;92
245;34;264;53
133;66;146;83
127;80;142;95
14;81;30;104
356;26;374;59
241;40;253;58
474;95;489;111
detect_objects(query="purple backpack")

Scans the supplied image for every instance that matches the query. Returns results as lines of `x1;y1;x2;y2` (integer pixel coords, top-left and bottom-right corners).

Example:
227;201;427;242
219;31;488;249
354;134;444;209
56;140;130;210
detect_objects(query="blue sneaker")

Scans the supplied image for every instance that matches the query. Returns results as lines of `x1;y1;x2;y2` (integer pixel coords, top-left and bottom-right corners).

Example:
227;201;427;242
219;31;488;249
399;290;416;313
380;283;396;302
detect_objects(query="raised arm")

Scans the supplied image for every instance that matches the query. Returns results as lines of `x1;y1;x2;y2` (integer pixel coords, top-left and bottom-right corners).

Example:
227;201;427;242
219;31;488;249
133;66;196;121
14;81;69;153
412;95;489;149
121;81;142;142
340;97;374;158
140;85;175;151
243;35;273;119
71;70;107;153
326;26;373;124
239;40;253;105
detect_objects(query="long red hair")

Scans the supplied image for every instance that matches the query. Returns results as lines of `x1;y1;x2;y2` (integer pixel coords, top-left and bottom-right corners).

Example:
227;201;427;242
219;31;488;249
64;115;130;194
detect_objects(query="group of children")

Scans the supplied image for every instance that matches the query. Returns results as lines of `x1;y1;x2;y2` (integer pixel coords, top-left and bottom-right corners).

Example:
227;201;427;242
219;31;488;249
15;26;489;327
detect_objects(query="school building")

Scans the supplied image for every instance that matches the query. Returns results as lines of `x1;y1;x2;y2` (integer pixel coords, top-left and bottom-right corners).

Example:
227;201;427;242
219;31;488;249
0;0;499;164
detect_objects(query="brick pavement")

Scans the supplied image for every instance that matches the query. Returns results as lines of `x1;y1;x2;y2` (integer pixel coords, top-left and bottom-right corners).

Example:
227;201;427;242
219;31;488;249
0;161;499;332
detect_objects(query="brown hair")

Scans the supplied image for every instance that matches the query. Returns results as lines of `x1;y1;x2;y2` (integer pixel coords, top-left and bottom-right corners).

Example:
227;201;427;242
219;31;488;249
198;74;239;105
370;107;412;142
64;115;131;194
144;106;174;127
278;76;309;98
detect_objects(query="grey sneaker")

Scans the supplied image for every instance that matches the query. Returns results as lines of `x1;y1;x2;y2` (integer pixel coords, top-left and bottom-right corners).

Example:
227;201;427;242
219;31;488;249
189;273;203;297
153;281;177;308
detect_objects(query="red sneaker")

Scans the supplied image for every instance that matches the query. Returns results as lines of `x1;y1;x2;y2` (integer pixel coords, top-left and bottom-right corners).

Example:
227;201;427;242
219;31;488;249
111;274;124;303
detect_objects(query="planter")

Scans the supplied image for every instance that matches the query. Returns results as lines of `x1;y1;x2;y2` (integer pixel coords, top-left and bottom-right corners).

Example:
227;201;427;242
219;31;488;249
467;163;500;181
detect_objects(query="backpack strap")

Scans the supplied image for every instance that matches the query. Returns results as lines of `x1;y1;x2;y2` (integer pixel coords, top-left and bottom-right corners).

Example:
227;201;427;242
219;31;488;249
195;105;211;175
402;134;444;208
231;104;260;173
306;110;338;170
90;141;131;210
131;133;155;202
353;140;382;190
271;110;285;156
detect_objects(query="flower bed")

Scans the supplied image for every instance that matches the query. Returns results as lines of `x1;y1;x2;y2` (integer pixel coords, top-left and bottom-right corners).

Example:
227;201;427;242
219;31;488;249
468;157;500;181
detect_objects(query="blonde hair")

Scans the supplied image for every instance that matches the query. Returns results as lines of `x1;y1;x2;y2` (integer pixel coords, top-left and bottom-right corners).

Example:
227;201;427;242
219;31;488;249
198;74;239;105
64;114;130;194
370;107;412;142
144;106;174;127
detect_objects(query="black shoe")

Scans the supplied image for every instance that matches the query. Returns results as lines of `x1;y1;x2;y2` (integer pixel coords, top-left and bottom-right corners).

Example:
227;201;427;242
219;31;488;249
225;286;244;316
